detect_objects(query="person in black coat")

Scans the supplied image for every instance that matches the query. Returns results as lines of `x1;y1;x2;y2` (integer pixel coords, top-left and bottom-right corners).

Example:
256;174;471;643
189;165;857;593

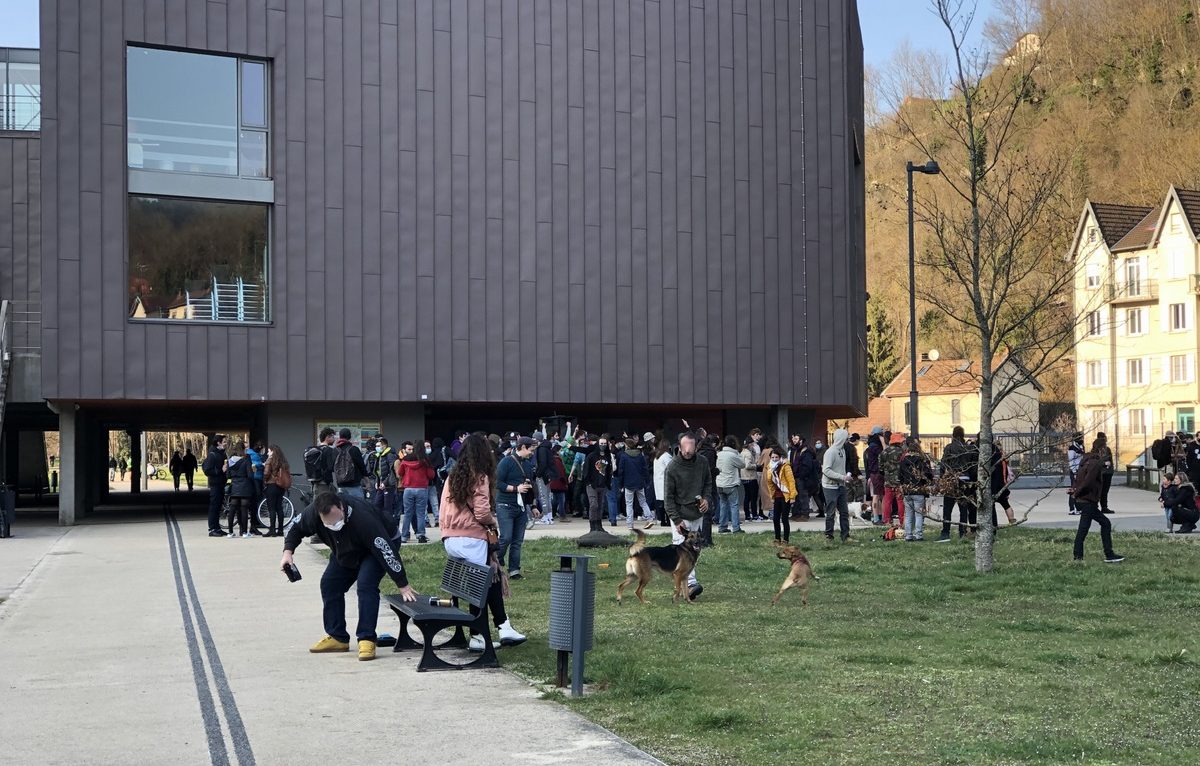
226;443;257;537
1161;471;1200;534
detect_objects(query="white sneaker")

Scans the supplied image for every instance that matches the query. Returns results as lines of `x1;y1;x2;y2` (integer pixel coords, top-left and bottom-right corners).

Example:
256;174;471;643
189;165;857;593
227;532;236;538
468;634;486;652
498;620;527;647
242;532;253;539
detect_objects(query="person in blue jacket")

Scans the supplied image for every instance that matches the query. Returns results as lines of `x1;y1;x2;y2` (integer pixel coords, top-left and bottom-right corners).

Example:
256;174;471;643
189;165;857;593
617;437;653;529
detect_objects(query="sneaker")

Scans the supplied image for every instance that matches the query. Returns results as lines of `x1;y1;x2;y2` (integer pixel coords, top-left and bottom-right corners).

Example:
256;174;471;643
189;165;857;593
718;527;731;534
358;639;377;661
228;532;237;538
209;529;225;537
498;619;527;646
400;538;410;544
509;570;523;580
732;529;745;534
1102;509;1115;515
905;537;915;542
309;636;350;653
242;532;253;539
687;584;704;600
417;535;428;544
1104;554;1125;563
1072;556;1084;563
468;634;486;652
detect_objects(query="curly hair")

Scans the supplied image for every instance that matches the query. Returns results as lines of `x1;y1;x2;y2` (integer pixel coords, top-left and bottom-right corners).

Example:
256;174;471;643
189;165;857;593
447;433;497;508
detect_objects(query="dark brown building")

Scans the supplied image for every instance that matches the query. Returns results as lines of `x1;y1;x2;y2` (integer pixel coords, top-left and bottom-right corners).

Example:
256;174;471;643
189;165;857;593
6;0;866;523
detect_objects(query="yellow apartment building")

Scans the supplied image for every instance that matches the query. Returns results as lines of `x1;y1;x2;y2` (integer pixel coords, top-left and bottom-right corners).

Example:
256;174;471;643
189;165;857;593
1071;187;1200;466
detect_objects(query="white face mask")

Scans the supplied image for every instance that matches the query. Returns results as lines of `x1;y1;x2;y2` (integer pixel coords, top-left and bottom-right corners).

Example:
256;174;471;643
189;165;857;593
324;519;345;532
771;457;782;468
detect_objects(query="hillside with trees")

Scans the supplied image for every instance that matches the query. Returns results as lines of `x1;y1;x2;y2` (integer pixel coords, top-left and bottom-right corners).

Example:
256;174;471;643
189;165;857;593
866;0;1200;405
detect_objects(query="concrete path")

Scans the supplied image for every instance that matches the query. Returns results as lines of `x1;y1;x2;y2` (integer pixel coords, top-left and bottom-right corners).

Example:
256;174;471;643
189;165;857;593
0;514;661;766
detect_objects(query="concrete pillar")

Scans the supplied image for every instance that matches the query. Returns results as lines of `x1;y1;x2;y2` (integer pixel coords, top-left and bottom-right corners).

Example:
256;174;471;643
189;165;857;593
130;430;142;494
771;406;789;447
57;404;85;525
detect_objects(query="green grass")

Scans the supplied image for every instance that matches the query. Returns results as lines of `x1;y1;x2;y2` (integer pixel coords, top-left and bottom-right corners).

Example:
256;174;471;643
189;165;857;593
385;530;1200;766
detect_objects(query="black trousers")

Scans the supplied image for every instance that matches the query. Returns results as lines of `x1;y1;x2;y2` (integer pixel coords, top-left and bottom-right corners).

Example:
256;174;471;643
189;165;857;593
1100;472;1113;511
941;494;977;537
772;497;790;542
742;479;760;519
469;579;509;633
228;496;251;534
207;483;224;532
265;483;286;532
1073;500;1115;559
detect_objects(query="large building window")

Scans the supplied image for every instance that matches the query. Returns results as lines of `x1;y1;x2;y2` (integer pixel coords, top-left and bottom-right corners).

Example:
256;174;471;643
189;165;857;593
128;196;269;322
1170;354;1194;384
127;46;268;178
1086;310;1102;337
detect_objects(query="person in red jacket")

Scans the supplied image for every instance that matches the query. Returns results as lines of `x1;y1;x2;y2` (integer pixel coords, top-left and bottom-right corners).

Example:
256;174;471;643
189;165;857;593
396;441;436;543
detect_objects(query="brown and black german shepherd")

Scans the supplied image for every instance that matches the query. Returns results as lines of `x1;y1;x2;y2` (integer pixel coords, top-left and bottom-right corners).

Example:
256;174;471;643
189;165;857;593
616;528;700;604
771;540;819;606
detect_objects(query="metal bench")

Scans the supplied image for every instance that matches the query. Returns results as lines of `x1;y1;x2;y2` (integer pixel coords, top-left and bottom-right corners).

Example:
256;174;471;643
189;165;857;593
382;556;499;672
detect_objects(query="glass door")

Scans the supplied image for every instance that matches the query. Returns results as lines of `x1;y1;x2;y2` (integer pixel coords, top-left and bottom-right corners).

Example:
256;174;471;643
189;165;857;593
1177;407;1195;434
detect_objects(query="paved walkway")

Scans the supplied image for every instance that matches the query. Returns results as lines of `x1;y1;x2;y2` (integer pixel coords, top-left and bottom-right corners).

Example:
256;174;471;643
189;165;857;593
0;514;661;766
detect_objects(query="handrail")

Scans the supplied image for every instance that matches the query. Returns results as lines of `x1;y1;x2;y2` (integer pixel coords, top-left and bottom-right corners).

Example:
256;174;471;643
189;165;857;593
0;299;10;365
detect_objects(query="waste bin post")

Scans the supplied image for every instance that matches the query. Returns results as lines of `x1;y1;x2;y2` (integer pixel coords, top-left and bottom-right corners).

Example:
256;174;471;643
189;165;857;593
571;557;588;697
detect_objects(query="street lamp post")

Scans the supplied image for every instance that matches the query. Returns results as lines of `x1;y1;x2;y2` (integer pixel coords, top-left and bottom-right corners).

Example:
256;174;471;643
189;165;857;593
907;160;940;441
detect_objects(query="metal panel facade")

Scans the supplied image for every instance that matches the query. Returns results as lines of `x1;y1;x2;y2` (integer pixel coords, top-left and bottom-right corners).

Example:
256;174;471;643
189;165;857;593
40;0;866;412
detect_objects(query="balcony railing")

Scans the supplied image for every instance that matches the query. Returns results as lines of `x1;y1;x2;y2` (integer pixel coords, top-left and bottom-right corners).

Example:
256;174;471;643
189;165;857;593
1108;279;1158;304
2;50;40;132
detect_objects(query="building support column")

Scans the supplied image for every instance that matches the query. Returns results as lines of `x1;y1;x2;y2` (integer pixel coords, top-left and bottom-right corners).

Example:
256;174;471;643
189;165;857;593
130;430;142;494
771;406;789;447
57;404;85;526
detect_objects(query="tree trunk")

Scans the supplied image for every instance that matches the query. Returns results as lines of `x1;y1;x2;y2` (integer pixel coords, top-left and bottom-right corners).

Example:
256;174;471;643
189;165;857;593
976;373;995;573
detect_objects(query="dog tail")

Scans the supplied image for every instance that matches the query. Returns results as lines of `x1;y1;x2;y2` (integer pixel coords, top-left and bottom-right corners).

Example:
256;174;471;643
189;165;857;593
628;527;647;555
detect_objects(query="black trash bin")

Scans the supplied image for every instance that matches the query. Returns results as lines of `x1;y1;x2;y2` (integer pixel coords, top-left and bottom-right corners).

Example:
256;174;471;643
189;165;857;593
0;485;15;538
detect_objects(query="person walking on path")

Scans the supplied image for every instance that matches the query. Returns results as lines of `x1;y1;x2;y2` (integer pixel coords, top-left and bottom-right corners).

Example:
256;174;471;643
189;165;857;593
439;433;528;651
663;431;712;600
899;438;933;542
182;446;198;491
281;492;416;661
495;437;536;579
1095;432;1115;514
1069;440;1125;563
169;449;184;492
203;435;228;537
396;441;436;544
821;428;855;543
1067;432;1084;516
760;445;797;542
262;445;292;537
117;456;128;483
714;436;747;534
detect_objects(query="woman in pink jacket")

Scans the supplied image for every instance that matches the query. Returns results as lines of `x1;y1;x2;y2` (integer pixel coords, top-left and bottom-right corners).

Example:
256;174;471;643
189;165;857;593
440;433;527;650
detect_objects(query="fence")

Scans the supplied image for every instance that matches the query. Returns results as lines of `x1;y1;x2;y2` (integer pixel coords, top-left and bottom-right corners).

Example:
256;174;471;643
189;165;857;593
916;431;1075;475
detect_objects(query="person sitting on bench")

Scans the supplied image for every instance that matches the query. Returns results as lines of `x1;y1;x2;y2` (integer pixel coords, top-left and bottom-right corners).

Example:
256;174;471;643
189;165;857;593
438;433;527;651
281;492;416;661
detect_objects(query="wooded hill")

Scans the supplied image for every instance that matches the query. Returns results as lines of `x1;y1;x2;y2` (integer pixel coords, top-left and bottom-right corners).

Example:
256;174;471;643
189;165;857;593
865;0;1200;402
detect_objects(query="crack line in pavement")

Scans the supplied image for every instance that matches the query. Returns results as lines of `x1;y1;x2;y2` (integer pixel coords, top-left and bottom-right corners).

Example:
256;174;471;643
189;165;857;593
166;512;257;766
165;512;230;766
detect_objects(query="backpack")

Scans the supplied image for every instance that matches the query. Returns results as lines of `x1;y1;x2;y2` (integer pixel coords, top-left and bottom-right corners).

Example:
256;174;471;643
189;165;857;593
333;446;357;486
1151;439;1170;464
303;445;325;482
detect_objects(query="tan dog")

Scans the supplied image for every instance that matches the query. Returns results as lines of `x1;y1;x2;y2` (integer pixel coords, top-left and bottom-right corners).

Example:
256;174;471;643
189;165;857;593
617;528;700;604
771;541;819;606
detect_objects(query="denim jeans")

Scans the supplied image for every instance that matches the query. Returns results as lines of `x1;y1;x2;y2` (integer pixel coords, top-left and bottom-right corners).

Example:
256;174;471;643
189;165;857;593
336;485;365;501
551;490;566;518
428;483;441;524
903;495;926;540
607;484;621;523
624;487;651;527
401;487;428;540
670;517;702;587
822;485;850;539
496;502;528;573
537;478;553;517
718;485;743;531
319;551;385;643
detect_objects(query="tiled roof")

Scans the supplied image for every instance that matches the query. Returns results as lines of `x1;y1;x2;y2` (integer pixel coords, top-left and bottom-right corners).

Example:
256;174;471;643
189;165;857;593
843;396;891;437
1111;205;1163;252
1091;202;1154;248
882;359;982;398
1174;188;1200;237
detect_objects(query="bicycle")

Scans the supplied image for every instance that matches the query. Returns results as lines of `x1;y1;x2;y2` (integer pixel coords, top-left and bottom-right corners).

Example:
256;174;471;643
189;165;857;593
255;473;313;532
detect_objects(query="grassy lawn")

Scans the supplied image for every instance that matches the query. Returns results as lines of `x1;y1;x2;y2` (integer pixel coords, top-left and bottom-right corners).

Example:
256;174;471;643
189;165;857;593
387;529;1200;766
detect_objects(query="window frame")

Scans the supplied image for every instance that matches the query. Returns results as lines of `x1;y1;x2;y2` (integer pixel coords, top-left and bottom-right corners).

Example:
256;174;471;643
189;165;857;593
1127;358;1145;387
1170;354;1193;384
1087;310;1103;337
1129;408;1147;437
1126;308;1143;336
1170;302;1188;332
1086;360;1104;388
1085;261;1101;289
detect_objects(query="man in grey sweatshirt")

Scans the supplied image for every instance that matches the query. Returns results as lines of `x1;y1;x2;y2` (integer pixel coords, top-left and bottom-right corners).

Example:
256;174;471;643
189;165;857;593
663;431;713;598
821;428;856;542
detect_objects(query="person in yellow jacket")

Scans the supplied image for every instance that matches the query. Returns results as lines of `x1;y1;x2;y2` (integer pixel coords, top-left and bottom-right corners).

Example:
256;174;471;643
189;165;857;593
760;445;798;542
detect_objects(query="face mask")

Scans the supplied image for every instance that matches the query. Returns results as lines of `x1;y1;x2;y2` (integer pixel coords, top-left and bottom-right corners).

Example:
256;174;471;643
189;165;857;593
509;441;517;448
771;457;782;467
324;519;345;532
375;446;383;454
600;444;609;452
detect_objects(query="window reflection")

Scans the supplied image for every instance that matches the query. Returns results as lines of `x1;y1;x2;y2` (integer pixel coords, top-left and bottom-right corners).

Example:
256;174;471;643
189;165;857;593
238;130;268;178
128;196;269;322
241;60;266;128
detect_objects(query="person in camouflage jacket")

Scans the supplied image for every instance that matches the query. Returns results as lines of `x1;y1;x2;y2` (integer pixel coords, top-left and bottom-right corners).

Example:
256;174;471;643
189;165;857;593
880;434;905;526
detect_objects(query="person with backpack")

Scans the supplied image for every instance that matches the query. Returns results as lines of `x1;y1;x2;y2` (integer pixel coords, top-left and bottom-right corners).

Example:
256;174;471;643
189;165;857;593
1151;432;1175;471
262;445;292;537
305;428;337;495
363;437;381;502
333;428;368;500
372;437;400;524
203;435;229;537
396;441;437;544
899;437;934;542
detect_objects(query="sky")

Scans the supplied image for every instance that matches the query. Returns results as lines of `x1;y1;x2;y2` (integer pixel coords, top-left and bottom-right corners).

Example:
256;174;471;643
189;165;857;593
1;0;996;58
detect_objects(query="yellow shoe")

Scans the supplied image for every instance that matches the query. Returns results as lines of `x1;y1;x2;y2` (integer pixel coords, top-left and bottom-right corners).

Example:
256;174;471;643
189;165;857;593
358;639;377;661
309;636;350;653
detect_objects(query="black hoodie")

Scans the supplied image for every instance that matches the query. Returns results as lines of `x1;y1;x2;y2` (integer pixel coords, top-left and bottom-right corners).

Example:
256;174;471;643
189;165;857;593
283;495;408;587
